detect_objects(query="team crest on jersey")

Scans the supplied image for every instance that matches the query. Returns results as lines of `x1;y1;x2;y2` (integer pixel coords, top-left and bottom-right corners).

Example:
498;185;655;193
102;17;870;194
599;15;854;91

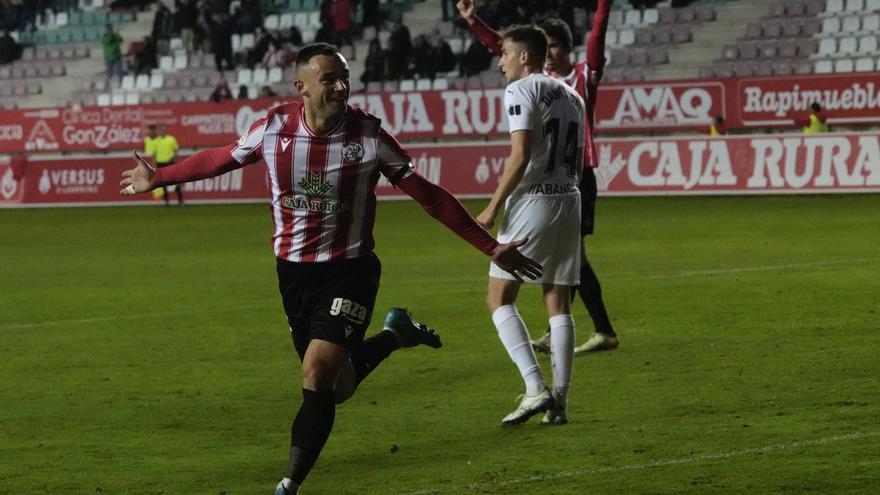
342;142;364;162
237;132;248;147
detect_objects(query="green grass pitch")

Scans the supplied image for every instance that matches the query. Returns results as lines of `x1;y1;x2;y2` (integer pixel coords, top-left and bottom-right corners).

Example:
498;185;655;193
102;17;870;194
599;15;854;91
1;194;878;494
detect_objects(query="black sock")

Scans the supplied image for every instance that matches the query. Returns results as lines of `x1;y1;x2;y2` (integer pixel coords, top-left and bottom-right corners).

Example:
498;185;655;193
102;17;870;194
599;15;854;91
349;330;399;385
286;388;336;485
577;260;616;336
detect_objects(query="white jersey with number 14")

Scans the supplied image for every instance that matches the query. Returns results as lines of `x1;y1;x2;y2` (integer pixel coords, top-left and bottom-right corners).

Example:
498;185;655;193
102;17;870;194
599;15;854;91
504;73;586;198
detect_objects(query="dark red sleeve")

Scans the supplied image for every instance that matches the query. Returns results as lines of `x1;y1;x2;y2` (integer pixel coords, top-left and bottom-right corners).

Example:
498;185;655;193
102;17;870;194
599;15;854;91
396;171;499;256
587;0;611;72
154;144;243;186
469;16;502;56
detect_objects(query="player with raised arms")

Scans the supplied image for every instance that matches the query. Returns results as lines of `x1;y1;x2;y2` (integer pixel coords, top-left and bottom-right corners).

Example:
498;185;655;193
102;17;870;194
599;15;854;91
120;43;542;494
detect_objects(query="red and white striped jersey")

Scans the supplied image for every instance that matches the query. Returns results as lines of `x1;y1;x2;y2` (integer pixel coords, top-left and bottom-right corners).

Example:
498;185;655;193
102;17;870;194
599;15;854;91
232;101;414;263
555;60;601;169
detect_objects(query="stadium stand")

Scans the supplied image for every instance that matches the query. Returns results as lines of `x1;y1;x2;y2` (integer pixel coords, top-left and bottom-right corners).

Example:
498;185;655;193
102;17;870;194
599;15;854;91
1;0;878;110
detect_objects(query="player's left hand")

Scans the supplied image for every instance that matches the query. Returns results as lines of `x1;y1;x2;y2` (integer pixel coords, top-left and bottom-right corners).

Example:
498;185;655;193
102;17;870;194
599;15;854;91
476;207;496;229
491;237;543;281
119;151;157;195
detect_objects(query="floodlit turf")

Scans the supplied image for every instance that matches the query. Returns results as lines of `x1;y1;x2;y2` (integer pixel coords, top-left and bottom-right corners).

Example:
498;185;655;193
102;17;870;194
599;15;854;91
1;194;878;495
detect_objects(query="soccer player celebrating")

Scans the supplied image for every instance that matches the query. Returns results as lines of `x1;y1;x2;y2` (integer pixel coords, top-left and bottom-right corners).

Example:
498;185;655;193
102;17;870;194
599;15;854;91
477;25;585;425
119;43;542;494
458;0;620;354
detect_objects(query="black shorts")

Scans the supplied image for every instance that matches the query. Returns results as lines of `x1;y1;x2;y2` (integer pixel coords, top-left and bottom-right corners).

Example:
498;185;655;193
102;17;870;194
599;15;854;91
276;254;381;360
580;167;598;236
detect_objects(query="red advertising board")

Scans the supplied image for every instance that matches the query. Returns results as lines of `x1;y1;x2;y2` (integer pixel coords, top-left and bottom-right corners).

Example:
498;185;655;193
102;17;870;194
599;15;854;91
3;131;877;207
1;72;879;154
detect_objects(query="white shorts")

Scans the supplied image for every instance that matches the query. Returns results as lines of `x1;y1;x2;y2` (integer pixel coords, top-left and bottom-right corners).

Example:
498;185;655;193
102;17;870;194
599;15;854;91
489;194;581;286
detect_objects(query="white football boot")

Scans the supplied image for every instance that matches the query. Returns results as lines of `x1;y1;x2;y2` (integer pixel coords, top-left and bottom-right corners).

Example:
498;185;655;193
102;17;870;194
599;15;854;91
574;332;620;354
530;330;551;354
502;389;554;425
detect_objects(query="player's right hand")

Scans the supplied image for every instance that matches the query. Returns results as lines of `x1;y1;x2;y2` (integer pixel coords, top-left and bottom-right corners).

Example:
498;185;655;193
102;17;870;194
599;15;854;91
457;0;476;21
491;237;543;282
119;150;157;195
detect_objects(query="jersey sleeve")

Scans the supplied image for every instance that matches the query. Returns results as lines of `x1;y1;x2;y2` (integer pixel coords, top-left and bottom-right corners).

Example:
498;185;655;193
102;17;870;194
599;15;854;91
143;137;154;156
230;117;267;166
376;127;414;186
586;0;611;72
154;118;266;186
468;16;502;56
504;84;535;133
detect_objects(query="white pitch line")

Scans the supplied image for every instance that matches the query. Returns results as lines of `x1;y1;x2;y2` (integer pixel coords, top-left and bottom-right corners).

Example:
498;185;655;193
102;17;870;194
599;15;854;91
399;431;880;495
1;304;270;330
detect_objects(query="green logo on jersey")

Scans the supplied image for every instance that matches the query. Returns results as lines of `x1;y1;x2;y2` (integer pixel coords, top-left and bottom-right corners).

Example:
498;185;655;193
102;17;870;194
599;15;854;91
298;172;333;197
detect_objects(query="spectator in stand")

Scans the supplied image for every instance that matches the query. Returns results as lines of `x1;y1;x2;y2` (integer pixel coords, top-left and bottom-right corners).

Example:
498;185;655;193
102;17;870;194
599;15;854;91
175;0;198;54
386;20;413;79
234;0;263;35
284;25;303;46
152;2;175;40
258;85;277;98
432;33;457;75
135;35;158;74
801;102;830;134
248;27;277;67
238;84;249;99
0;29;21;64
459;33;492;77
210;13;234;71
361;0;380;31
328;0;355;59
209;77;233;102
102;24;125;81
0;1;18;32
360;38;386;85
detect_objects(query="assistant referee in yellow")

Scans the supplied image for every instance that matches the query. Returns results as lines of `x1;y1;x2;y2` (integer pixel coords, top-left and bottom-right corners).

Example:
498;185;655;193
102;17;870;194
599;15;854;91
144;124;183;205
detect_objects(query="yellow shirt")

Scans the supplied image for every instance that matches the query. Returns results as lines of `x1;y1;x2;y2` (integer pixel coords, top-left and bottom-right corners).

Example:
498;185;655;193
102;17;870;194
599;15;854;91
803;114;829;134
144;135;179;164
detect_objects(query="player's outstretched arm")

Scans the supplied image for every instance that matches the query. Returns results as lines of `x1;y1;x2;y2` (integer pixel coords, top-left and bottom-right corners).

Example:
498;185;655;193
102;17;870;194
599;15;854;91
476;130;530;229
120;151;156;195
397;171;542;280
120;144;244;196
457;0;502;55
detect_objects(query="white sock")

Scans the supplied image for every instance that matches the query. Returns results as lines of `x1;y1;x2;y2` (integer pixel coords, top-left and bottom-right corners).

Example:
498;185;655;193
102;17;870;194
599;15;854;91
549;314;575;409
492;305;545;396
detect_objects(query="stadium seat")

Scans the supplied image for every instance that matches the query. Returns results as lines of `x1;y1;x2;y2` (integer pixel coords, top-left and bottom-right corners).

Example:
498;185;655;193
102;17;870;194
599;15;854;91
173;54;187;70
609;10;624;27
762;21;782;39
768;2;785;17
677;7;696;23
237;68;253;85
618;29;635;46
744;23;762;40
772;61;794;75
794;60;814;74
159;55;174;72
760;42;777;59
841;16;860;33
802;18;822;36
822;17;841;34
125;93;139;105
739;43;758;60
839;36;858;55
815;60;834;73
279;13;294;29
733;63;754;77
845;0;864;11
232;34;241;52
416;78;431;91
855;57;875;71
826;0;845;12
366;81;382;92
857;35;877;54
635;30;653;46
149;74;164;89
382;80;399;92
698;66;714;79
293;12;309;30
868;0;880;9
308;11;321;29
135;74;150;91
779;41;798;58
252;68;268;85
782;21;802;37
654;27;673;44
241;33;255;51
834;58;854;72
432;78;448;90
97;93;111;106
647;47;668;64
111;93;125;106
120;75;135;91
798;38;819;57
399;79;415;91
696;5;716;22
787;1;807;16
643;8;659;24
264;14;279;30
623;9;641;26
658;7;676;24
863;15;879;33
268;67;283;84
818;38;837;56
